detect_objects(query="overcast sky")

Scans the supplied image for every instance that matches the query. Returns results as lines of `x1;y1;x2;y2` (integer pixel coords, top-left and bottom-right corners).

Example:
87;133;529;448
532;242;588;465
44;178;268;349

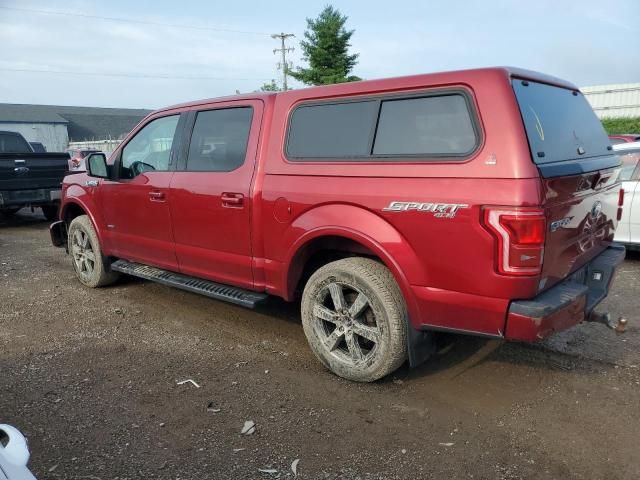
0;0;638;109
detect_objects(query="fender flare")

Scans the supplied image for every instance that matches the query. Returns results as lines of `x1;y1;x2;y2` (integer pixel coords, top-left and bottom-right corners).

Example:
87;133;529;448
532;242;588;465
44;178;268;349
60;190;105;248
281;204;428;328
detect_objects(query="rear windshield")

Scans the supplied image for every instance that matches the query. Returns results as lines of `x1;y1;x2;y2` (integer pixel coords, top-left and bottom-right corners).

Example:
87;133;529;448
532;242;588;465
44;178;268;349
0;132;32;153
512;80;611;164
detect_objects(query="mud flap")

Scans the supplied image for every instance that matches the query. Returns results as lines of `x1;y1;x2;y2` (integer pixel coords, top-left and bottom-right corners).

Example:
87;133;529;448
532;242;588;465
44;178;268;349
49;220;67;249
407;324;436;368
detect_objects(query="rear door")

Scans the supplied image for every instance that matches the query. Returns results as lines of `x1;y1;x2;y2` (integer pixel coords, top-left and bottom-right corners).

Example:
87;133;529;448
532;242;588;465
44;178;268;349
169;100;261;289
513;80;622;288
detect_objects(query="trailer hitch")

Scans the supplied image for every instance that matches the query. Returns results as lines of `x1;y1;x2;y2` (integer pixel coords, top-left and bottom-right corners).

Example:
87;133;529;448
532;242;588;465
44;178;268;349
587;311;628;333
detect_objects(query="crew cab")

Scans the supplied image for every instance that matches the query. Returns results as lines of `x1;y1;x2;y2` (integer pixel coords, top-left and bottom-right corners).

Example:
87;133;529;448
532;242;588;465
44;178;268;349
0;131;69;220
50;67;624;382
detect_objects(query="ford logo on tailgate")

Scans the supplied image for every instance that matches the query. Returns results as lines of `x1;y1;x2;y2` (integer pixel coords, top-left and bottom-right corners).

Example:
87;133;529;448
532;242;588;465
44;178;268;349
14;166;30;176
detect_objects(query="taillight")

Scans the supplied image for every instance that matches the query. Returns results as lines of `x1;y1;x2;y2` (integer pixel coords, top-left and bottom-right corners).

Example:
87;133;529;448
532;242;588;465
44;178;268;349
483;207;546;276
617;188;624;221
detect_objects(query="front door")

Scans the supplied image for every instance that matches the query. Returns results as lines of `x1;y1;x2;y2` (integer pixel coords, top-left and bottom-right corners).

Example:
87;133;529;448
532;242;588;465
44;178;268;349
169;101;262;289
100;114;182;270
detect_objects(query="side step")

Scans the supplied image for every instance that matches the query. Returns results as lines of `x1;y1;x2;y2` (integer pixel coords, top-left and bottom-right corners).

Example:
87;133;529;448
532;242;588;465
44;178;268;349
110;259;268;309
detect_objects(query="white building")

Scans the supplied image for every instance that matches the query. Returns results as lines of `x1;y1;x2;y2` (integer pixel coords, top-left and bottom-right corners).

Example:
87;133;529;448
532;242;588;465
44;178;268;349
582;83;640;119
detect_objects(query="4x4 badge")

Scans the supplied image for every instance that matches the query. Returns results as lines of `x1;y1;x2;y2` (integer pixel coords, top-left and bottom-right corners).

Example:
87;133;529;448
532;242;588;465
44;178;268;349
382;201;469;219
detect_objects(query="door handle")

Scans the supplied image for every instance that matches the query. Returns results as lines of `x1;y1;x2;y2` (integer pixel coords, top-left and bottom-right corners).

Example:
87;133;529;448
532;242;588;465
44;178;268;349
221;192;244;207
149;190;166;202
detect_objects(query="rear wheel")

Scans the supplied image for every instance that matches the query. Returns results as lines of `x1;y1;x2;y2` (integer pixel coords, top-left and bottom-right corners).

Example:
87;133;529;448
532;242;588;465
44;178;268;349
41;204;59;222
68;215;119;288
301;257;408;382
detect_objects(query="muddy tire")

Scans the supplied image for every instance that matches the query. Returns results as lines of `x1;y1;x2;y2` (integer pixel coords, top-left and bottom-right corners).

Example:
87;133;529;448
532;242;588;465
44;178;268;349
68;215;119;288
41;204;59;222
301;257;408;382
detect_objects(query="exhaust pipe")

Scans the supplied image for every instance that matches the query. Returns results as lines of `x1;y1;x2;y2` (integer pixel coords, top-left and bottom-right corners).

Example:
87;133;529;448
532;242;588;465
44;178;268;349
587;311;628;333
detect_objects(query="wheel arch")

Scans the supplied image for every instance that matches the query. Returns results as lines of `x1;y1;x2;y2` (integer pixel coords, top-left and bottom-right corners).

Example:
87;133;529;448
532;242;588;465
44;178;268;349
281;205;427;328
60;196;105;248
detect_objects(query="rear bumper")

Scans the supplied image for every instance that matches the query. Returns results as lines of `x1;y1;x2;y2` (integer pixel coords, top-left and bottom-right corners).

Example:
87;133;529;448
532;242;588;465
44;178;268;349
505;244;626;341
0;188;61;207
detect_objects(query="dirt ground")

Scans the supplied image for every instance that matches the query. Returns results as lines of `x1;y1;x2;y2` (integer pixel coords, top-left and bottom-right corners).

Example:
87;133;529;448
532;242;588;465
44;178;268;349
1;210;639;480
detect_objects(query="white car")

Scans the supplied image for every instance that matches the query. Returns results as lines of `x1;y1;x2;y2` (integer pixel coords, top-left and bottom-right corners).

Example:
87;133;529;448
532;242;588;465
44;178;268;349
614;141;640;248
0;425;36;480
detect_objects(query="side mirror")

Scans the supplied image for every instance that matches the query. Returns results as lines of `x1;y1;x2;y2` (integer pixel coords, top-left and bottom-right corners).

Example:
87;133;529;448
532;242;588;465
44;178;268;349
86;153;108;178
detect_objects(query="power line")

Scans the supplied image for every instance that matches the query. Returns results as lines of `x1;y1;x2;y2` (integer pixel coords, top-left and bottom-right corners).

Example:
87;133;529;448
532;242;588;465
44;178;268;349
271;33;295;91
0;67;271;81
0;5;273;36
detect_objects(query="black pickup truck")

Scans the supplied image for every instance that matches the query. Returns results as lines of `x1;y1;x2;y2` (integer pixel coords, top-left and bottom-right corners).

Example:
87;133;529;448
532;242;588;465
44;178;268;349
0;131;69;221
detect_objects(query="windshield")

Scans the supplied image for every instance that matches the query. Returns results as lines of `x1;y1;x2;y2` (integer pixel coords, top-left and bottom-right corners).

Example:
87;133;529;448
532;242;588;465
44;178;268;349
512;80;611;164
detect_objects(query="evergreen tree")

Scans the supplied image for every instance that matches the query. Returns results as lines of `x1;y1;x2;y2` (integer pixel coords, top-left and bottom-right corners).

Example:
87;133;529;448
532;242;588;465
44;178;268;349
259;79;281;92
291;6;361;86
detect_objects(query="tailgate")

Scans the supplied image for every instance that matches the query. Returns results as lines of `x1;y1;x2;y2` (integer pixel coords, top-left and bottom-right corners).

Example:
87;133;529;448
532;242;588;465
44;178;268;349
0;153;69;191
540;169;619;287
512;79;622;289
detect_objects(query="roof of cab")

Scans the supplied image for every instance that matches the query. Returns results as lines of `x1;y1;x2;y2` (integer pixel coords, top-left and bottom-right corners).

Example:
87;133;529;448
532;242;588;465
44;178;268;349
154;66;578;116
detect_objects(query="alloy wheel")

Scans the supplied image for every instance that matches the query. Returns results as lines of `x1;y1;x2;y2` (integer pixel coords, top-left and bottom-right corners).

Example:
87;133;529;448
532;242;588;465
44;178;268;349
71;228;96;280
312;282;381;365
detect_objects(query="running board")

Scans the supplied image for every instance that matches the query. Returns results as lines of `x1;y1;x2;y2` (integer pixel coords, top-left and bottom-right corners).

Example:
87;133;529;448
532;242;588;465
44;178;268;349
110;259;268;309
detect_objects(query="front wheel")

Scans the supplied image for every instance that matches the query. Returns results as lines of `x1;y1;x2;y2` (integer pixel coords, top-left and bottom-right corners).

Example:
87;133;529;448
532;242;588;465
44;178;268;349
301;257;408;382
67;215;119;288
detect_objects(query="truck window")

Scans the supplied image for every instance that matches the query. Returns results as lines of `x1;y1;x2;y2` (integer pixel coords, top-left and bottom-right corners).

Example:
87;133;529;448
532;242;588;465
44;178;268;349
186;107;253;172
373;95;477;156
0;132;32;153
121;115;179;178
512;80;611;164
286;91;479;161
287;101;378;158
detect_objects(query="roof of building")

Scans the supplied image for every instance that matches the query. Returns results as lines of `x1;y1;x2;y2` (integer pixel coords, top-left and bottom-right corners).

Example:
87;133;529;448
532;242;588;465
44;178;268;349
0;103;151;141
0;103;69;123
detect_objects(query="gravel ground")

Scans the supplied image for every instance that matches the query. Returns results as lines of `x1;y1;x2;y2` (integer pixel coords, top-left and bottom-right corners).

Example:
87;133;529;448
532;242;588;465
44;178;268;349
1;210;639;480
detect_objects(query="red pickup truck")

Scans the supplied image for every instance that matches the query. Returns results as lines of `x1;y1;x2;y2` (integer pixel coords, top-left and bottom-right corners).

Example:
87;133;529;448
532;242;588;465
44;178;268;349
50;67;625;382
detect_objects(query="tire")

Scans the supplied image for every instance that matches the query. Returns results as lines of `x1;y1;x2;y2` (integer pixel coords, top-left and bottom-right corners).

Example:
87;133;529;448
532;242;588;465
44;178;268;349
41;204;59;222
67;215;119;288
301;257;408;382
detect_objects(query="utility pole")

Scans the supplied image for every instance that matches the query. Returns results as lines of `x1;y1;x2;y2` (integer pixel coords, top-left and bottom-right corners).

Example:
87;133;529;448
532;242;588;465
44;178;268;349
271;32;295;91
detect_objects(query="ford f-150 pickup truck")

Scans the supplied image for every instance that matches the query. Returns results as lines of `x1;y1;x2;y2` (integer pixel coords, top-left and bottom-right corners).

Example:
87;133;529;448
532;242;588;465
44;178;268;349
0;131;69;220
50;67;625;382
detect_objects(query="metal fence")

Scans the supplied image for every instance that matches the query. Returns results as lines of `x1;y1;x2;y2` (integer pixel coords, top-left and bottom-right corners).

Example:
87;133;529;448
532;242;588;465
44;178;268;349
582;83;640;119
67;139;122;155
